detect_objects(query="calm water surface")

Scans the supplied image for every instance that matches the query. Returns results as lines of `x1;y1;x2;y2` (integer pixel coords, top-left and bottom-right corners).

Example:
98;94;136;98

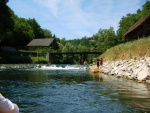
0;64;150;113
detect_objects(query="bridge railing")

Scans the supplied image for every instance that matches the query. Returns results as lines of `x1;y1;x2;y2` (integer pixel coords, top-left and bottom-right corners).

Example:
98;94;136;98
19;49;103;55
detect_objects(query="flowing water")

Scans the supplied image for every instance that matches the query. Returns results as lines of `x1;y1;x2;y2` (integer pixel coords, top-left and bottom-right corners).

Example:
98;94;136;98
0;64;150;113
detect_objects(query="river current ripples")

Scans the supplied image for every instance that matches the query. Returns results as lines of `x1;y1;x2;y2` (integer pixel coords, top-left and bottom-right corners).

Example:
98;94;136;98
0;64;150;113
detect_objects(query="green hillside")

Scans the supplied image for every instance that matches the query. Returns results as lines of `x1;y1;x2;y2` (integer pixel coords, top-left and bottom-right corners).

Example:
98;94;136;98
100;37;150;61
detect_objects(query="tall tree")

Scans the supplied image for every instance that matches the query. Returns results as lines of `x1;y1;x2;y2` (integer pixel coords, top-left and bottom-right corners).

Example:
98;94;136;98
42;29;52;38
139;1;150;18
117;1;150;42
117;13;139;43
27;18;45;38
95;27;117;51
0;3;15;43
13;18;34;46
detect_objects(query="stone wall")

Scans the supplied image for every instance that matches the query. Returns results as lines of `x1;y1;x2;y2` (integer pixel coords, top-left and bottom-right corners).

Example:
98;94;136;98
99;57;150;83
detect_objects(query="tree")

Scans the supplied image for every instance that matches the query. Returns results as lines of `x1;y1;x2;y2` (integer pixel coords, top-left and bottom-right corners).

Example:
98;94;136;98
117;13;139;42
13;18;34;46
60;38;67;46
94;27;117;51
139;1;150;18
62;42;77;63
117;1;150;42
0;4;15;43
0;0;9;4
42;29;52;38
27;18;45;38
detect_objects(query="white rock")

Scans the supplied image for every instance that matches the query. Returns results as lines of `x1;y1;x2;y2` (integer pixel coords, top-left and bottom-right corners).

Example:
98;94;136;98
137;66;149;81
146;80;150;84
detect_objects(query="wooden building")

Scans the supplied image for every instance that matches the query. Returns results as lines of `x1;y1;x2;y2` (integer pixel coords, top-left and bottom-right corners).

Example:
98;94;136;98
124;14;150;41
27;38;59;51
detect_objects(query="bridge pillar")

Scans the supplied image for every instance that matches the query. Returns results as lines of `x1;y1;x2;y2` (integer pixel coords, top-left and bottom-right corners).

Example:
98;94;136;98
46;53;50;61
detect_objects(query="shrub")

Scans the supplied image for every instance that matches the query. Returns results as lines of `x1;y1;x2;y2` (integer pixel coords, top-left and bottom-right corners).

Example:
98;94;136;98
30;57;49;64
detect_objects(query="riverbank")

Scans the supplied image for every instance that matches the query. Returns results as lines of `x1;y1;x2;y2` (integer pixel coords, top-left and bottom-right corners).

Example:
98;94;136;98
100;37;150;61
98;57;150;84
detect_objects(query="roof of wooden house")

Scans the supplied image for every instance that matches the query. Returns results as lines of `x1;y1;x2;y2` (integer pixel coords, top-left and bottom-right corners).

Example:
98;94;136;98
124;14;150;37
27;38;55;47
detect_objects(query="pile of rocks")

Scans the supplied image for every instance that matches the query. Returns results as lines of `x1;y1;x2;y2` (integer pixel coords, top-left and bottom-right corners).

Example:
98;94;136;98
100;57;150;83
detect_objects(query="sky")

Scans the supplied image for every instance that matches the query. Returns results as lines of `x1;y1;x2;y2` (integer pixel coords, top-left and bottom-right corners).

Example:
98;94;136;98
7;0;146;39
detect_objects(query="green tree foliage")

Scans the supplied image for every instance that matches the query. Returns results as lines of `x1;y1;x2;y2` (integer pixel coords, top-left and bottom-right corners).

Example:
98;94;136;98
60;38;67;46
0;0;9;4
62;42;78;63
27;18;45;38
139;1;150;18
117;14;139;42
117;1;150;42
0;4;15;42
94;27;117;51
42;29;52;38
13;18;34;46
67;36;93;52
0;5;52;46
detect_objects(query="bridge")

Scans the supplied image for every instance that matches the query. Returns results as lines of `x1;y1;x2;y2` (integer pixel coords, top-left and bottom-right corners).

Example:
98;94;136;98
48;51;103;64
49;51;103;55
21;51;103;64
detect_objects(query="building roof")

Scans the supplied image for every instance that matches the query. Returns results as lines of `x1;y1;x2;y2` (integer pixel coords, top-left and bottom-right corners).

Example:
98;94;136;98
27;38;54;47
124;14;150;37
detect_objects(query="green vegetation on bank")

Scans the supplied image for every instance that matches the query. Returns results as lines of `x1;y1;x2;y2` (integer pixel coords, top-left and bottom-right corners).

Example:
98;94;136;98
0;55;49;64
30;57;49;64
101;37;150;61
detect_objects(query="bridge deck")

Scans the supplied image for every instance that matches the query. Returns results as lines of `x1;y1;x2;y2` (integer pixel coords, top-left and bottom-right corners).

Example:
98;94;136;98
49;51;103;54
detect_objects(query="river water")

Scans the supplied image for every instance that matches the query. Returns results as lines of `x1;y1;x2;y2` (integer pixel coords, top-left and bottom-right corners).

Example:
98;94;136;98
0;64;150;113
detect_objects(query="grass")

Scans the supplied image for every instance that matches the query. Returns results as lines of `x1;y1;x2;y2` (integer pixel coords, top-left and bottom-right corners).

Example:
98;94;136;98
100;36;150;61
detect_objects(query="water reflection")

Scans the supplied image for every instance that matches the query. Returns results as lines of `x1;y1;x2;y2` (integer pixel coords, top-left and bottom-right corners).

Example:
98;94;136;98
0;69;48;82
89;72;150;112
92;72;103;81
0;67;150;112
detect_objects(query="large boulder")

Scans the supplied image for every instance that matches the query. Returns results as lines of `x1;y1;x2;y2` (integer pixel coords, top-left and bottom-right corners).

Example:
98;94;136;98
137;65;149;81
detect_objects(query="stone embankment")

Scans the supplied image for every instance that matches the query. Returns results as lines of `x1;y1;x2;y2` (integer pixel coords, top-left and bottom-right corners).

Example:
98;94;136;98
99;57;150;84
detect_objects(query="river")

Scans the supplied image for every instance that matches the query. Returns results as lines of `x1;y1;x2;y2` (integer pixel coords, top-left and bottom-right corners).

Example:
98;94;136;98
0;64;150;113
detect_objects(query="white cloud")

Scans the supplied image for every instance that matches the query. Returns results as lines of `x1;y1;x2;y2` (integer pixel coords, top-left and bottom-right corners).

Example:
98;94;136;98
32;0;144;39
33;0;59;16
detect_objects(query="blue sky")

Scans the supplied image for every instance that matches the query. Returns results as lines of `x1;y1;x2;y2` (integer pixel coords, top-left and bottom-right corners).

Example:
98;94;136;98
8;0;146;39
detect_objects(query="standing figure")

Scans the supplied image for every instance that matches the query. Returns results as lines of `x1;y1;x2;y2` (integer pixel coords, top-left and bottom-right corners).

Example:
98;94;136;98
100;58;103;66
96;59;100;68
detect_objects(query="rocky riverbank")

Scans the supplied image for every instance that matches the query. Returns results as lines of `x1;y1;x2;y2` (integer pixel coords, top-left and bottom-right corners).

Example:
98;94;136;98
99;57;150;84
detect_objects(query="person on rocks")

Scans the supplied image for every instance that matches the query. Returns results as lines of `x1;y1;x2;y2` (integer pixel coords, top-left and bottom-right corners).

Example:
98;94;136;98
97;59;100;68
100;58;103;66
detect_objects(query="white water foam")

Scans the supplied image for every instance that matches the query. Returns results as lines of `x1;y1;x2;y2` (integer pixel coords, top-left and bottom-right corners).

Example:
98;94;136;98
35;64;87;70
